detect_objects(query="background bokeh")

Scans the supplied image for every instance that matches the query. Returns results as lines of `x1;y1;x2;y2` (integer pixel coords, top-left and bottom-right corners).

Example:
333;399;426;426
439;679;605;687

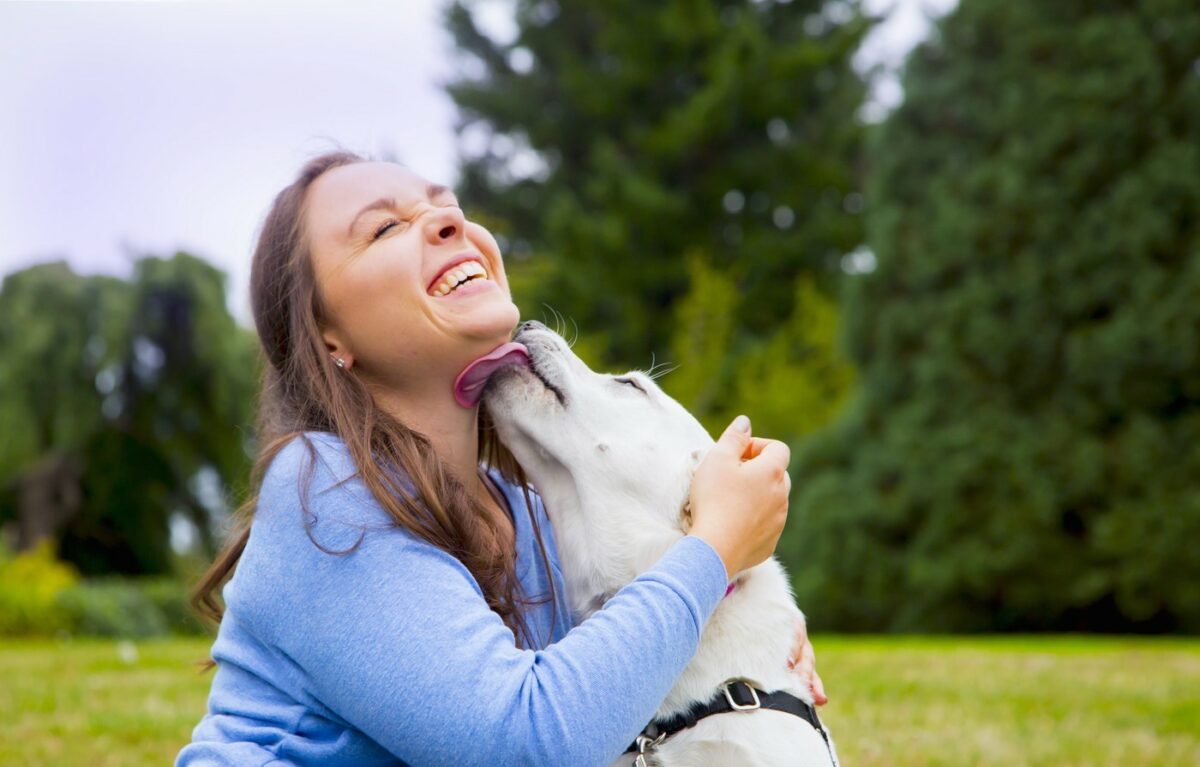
1;1;1198;764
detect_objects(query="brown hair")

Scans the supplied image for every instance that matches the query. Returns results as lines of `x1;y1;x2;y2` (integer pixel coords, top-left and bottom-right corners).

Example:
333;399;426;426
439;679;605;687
189;149;556;671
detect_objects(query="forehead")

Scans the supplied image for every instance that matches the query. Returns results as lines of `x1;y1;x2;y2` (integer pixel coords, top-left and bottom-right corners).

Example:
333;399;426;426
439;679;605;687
304;161;431;245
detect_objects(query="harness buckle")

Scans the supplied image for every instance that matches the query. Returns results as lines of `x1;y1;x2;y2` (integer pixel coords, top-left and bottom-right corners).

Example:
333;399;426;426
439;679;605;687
633;732;666;767
721;679;761;711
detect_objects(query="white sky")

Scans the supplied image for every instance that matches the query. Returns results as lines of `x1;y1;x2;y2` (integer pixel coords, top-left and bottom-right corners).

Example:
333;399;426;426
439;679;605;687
1;0;955;327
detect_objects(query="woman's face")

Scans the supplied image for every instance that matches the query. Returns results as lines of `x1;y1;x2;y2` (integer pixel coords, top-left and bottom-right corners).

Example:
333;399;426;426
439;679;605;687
303;161;520;393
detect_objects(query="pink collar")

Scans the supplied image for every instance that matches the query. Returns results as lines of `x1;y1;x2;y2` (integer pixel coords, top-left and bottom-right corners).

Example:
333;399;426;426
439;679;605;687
723;580;738;599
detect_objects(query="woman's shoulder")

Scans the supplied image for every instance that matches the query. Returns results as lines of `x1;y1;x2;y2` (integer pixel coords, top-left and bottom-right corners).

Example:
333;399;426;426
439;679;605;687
255;430;402;543
263;430;356;491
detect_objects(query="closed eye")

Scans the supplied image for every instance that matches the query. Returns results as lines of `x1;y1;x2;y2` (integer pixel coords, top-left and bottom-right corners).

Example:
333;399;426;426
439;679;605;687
372;202;460;242
372;219;402;240
613;376;646;394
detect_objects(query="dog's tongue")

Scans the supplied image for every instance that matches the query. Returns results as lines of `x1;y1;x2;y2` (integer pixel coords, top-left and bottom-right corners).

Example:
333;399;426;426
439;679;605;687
453;341;531;408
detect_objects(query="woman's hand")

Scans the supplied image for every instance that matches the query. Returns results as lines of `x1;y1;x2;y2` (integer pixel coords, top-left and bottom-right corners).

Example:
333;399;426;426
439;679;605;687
688;415;791;580
787;615;828;705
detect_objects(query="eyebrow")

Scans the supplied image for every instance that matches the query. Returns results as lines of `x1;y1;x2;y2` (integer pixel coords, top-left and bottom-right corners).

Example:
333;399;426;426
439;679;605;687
345;182;454;239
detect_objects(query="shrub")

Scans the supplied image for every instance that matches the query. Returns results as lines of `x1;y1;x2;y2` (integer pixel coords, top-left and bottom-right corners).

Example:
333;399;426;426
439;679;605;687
56;578;170;638
0;538;80;636
141;577;208;635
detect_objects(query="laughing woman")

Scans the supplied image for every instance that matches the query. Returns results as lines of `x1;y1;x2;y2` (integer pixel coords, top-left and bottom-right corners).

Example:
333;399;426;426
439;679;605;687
175;151;825;767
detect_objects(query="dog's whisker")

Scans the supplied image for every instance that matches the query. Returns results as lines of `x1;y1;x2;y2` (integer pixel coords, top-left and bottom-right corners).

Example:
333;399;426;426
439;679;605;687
543;302;565;337
568;316;580;349
648;354;681;380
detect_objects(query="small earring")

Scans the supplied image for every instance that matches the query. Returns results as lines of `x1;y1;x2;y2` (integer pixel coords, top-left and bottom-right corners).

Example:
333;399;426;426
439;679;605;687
335;357;346;369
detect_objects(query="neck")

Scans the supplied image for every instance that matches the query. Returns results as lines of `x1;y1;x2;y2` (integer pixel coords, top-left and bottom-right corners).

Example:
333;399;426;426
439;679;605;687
369;377;486;497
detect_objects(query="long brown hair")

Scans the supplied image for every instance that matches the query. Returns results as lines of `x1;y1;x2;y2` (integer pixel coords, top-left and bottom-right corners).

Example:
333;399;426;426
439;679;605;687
190;149;556;671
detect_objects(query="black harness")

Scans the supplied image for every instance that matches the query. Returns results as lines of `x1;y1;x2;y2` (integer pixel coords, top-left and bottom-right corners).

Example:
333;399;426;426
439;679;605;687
624;679;837;766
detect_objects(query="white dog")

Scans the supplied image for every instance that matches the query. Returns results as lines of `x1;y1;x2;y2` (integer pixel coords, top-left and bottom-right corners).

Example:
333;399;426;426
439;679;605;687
482;320;839;767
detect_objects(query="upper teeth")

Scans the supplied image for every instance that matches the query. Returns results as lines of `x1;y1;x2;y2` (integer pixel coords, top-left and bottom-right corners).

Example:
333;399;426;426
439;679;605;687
431;260;488;296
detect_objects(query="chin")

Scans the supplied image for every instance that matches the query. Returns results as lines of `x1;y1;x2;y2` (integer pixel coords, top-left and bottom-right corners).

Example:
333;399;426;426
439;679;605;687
459;298;520;344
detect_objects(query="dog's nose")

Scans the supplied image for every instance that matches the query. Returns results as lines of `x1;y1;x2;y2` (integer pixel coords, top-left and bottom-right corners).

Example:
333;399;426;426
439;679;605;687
518;320;548;334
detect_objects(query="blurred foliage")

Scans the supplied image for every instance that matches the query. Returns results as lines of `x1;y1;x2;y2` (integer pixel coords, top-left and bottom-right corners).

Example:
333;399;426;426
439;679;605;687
56;577;207;638
55;580;170;639
0;537;204;637
0;253;259;576
789;0;1200;632
444;0;873;368
0;539;78;636
668;251;855;443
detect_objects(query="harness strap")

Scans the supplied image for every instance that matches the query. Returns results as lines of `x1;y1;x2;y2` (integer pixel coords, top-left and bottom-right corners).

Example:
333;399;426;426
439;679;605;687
624;680;834;762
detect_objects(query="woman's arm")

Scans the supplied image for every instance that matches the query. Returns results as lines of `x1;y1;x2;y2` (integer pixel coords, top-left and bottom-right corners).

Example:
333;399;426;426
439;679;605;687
229;435;729;767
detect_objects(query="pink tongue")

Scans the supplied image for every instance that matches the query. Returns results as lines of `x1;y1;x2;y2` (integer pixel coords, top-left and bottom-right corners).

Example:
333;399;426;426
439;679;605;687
453;341;532;408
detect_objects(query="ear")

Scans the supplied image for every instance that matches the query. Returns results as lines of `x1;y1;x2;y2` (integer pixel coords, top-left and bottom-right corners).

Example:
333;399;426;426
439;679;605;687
322;327;353;369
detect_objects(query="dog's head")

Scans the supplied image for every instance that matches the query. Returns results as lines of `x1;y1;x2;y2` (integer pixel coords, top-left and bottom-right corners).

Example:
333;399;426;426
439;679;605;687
482;321;714;587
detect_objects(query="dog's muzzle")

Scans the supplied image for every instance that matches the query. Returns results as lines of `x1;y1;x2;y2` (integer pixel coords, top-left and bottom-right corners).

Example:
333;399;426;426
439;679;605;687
511;320;568;405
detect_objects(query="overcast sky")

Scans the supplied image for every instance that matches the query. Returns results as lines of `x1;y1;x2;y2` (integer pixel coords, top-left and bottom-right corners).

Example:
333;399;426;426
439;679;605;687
1;0;956;327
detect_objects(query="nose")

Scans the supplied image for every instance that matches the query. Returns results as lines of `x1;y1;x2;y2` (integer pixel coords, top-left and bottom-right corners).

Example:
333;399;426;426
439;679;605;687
518;320;548;334
423;203;467;246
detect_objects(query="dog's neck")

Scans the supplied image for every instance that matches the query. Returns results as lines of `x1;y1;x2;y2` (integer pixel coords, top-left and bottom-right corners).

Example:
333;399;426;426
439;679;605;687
536;479;810;722
534;478;688;619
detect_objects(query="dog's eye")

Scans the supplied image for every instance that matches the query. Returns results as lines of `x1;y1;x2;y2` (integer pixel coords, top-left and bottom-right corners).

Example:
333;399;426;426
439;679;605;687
614;377;646;393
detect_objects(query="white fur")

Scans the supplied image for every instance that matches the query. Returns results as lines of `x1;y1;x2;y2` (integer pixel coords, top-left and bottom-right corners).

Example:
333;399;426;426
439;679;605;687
483;324;839;767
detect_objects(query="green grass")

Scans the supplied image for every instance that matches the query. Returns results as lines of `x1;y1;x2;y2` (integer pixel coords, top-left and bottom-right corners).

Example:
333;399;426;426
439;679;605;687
0;635;1196;765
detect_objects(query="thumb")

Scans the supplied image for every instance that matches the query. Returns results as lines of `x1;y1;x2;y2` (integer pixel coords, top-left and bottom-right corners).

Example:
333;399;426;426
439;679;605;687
715;414;752;454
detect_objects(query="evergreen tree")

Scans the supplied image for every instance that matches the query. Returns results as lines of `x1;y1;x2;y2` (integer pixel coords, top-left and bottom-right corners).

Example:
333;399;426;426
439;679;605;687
791;0;1200;631
443;0;873;366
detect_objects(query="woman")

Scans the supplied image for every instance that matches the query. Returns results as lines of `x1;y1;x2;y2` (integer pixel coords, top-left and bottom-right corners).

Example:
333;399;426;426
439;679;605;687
176;150;826;766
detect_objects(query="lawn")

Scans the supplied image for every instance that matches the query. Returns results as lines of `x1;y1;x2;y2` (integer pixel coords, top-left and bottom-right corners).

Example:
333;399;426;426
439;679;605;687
1;634;1196;765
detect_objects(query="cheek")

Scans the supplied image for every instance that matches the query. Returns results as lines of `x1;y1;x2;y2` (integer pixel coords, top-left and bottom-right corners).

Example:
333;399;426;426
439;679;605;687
468;223;507;277
326;256;425;338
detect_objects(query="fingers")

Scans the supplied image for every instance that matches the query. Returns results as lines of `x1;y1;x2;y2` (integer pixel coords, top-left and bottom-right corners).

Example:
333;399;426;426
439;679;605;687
740;436;771;460
812;669;828;706
747;439;790;477
715;415;753;457
786;615;827;705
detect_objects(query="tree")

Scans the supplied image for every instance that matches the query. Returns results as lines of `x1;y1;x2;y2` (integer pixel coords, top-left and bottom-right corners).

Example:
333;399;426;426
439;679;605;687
0;262;120;552
791;0;1200;631
443;0;873;367
0;254;260;575
668;252;854;444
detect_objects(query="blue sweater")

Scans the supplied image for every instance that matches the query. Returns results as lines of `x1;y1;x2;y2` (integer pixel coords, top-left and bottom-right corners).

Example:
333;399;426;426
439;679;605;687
175;431;730;766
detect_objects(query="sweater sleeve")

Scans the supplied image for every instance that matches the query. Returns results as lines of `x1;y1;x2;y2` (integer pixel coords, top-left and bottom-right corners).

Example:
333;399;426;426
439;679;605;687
230;435;729;767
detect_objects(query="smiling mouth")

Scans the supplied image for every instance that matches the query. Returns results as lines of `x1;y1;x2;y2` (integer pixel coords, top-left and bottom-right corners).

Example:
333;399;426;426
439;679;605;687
428;255;491;297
